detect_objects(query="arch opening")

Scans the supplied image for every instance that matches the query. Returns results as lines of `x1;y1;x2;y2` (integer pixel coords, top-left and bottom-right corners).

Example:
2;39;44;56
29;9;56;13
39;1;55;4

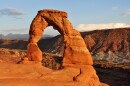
43;26;60;37
38;26;64;55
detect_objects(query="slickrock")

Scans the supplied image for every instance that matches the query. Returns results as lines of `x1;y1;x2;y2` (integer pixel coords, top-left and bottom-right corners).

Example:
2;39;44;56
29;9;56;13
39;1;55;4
0;63;106;86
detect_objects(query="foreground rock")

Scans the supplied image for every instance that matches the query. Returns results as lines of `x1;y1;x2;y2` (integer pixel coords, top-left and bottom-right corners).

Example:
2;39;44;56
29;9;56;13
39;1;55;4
0;63;107;86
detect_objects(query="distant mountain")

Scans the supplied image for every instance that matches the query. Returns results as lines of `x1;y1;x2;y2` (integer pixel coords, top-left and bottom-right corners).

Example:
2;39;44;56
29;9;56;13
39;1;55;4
0;33;53;39
0;34;4;39
0;28;130;63
5;33;29;39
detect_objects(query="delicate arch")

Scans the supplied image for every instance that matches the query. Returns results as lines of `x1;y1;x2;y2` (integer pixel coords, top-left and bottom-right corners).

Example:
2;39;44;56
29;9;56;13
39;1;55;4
26;9;93;66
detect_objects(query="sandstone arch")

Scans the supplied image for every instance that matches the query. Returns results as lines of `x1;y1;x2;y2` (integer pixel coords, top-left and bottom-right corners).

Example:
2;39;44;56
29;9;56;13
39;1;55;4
26;9;93;65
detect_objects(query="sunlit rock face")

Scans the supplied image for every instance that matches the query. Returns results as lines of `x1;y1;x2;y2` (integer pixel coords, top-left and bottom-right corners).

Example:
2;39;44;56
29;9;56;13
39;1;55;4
26;9;93;65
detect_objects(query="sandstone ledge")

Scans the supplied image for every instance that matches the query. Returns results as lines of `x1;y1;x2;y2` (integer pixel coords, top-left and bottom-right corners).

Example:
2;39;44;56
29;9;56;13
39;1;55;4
0;63;107;86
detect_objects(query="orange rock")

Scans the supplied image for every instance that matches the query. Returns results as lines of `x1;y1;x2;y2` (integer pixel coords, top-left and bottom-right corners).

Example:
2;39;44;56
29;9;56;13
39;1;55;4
27;9;93;65
27;43;42;61
0;63;109;86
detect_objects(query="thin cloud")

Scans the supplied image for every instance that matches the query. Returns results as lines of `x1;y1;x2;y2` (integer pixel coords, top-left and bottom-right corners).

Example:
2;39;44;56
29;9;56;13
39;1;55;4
121;12;130;17
112;6;118;10
0;8;25;17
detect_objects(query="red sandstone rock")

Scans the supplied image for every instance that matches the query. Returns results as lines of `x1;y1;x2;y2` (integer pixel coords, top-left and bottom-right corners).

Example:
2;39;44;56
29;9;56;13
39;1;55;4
27;43;42;61
27;9;93;65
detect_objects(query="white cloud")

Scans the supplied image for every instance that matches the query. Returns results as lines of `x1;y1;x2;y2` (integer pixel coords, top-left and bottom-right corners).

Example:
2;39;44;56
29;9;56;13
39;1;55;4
121;12;130;17
76;23;130;32
0;8;25;17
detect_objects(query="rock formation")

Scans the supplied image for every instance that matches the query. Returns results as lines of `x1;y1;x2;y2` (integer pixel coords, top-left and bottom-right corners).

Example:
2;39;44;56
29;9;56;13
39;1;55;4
25;9;93;65
20;9;106;86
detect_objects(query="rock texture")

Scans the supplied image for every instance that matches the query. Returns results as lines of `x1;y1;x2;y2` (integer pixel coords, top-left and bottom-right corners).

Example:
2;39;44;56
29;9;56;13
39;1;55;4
26;9;93;65
0;63;107;86
82;28;130;53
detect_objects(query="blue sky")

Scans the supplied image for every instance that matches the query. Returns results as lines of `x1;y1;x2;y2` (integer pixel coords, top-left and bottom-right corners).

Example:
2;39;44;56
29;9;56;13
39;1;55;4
0;0;130;35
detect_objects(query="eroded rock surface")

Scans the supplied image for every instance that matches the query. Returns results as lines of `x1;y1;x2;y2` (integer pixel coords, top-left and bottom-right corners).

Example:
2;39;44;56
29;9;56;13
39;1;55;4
20;9;106;86
25;9;93;65
0;63;106;86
